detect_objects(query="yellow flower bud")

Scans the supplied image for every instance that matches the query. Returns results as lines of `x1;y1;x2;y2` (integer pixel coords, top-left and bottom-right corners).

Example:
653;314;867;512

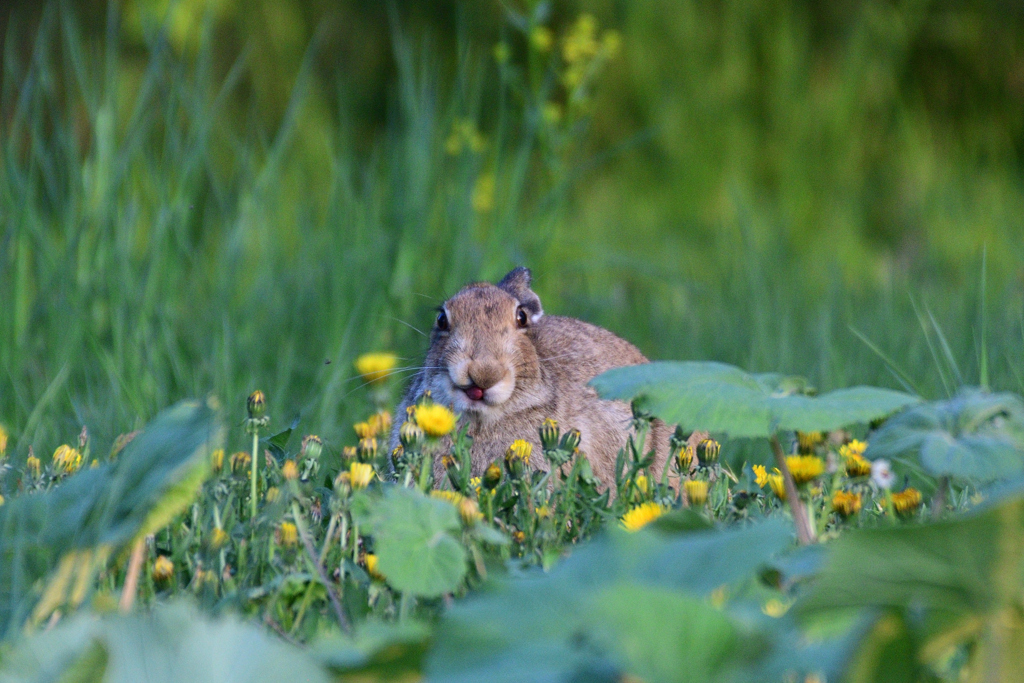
685;479;709;507
153;556;174;581
282;460;299;481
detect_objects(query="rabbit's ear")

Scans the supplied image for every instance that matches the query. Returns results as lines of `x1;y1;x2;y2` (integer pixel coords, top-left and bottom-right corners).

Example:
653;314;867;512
498;266;543;322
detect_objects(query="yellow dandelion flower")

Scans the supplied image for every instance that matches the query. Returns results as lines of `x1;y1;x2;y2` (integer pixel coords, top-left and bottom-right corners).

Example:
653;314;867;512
365;553;386;581
506;439;532;462
26;454;41;478
152;556;174;581
431;490;465;507
753;464;769;488
844;453;872;478
512;530;526;544
621;502;665;531
278;522;298;547
535;505;551;519
282;460;299;481
767;471;787;500
349;462;374;490
530;26;553;52
892;488;923;517
53;444;82;474
839;439;868;460
831;490;862;518
796;431;824;453
210;448;225;473
354;421;374;439
265;487;280;502
354;352;398;384
785;455;824;484
685;479;709;507
415;404;457;438
209;528;229;550
472;173;496;213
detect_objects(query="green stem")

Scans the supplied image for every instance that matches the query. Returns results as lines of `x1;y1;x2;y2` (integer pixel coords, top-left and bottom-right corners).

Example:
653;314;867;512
770;434;815;545
250;429;259;522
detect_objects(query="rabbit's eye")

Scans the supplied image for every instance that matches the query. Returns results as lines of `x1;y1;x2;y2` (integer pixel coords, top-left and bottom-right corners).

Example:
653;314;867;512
436;310;450;331
515;306;529;329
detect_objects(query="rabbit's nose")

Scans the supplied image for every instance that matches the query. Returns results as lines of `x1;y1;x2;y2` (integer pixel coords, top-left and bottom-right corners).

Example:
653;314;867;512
467;363;505;391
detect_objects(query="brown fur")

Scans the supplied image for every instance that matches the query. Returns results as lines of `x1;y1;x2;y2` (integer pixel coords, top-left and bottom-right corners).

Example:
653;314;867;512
390;267;669;489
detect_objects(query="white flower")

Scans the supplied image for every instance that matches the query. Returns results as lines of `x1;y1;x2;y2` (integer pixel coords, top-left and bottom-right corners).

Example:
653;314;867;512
871;459;895;490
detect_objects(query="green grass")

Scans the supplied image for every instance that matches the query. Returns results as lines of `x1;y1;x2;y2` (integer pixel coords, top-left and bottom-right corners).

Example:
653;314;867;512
1;2;1022;464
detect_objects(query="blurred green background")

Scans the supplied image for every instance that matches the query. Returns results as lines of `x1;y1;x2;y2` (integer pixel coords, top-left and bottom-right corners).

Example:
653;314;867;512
2;0;1023;456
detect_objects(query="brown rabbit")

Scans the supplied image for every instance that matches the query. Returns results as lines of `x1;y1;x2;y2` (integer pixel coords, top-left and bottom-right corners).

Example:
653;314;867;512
390;267;669;490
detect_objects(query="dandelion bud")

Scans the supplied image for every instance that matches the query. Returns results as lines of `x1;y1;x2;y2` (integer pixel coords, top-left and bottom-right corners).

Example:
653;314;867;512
358;438;378;462
152;556;174;582
210;449;225;473
26;453;41;478
696;439;720;467
230;451;251;474
282;460;299;481
677;445;694;471
512;530;526;544
559;429;581;453
767;472;786;500
278;522;298;547
0;424;7;458
301;435;323;461
341;445;358;462
246;390;267;420
391;445;405;469
685;479;709;507
109;430;140;461
369;410;392;437
635;473;649;494
442;454;456;470
539;418;560;451
265;487;280;502
484;461;502;490
399;421;425;449
458;498;483;526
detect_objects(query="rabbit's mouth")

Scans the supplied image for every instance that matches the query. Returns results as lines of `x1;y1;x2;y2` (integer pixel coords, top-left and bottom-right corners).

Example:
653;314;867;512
445;377;515;413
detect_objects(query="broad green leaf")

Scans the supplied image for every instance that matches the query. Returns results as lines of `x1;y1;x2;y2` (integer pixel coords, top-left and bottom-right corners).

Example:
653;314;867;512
0;400;221;636
0;601;330;683
427;520;788;682
313;620;431;680
592;361;919;438
867;389;1024;482
354;487;467;598
588;583;736;683
796;493;1024;680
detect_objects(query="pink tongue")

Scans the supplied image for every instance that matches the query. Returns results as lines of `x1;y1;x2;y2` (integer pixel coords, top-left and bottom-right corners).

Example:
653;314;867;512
466;386;484;401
